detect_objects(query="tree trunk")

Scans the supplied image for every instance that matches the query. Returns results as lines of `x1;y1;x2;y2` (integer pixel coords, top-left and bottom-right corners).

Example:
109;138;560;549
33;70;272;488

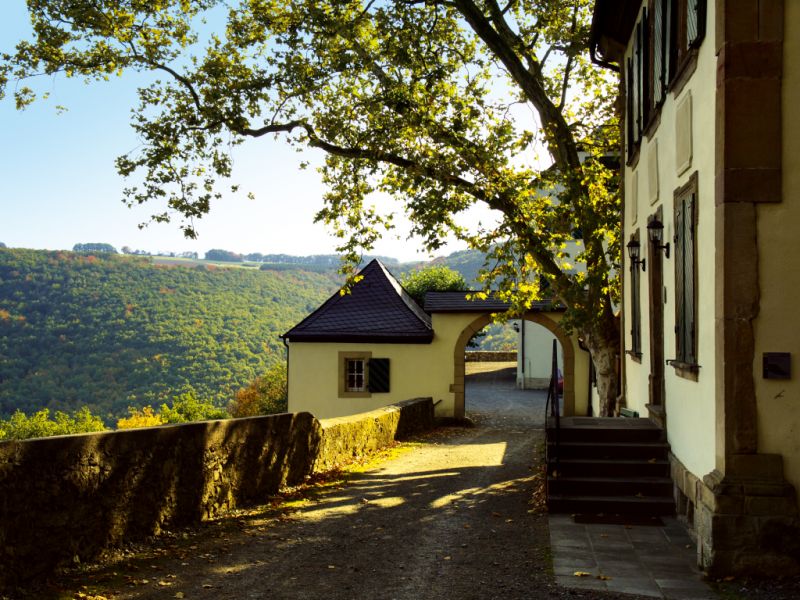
582;326;620;417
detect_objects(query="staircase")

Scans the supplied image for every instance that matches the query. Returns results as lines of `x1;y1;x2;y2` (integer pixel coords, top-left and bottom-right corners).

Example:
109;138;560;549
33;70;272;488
546;417;675;517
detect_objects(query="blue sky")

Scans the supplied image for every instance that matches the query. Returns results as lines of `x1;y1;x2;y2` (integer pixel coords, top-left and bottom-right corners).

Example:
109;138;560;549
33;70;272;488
0;3;483;262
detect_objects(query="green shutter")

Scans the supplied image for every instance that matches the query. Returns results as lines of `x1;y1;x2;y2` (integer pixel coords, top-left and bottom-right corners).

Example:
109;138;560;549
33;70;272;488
368;358;390;393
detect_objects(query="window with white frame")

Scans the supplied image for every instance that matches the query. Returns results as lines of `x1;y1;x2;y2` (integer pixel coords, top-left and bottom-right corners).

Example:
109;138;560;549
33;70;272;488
345;358;366;392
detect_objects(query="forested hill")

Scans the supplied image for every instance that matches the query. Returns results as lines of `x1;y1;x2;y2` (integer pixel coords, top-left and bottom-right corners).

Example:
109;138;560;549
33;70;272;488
0;248;338;420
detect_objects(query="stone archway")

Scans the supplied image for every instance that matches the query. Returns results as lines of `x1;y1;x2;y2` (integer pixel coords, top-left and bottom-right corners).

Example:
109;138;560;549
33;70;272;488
452;312;576;419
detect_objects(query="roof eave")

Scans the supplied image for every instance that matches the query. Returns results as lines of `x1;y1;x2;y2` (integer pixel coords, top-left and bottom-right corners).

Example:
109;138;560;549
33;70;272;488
284;333;434;344
590;0;642;69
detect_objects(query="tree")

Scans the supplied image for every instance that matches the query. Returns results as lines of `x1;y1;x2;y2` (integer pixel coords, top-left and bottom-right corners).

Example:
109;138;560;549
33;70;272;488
73;243;118;254
205;249;244;263
228;363;288;417
1;0;621;414
0;407;106;440
116;405;164;429
159;391;228;423
401;265;469;307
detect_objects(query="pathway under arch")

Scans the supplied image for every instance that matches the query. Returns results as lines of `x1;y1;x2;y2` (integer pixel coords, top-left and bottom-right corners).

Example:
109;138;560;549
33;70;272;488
451;312;577;420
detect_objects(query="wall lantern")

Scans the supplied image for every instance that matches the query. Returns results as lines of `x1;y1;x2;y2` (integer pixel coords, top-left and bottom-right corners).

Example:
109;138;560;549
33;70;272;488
627;240;646;271
647;219;671;258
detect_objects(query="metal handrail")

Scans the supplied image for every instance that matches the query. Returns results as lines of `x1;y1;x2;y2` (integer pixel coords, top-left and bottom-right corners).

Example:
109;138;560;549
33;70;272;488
544;339;561;496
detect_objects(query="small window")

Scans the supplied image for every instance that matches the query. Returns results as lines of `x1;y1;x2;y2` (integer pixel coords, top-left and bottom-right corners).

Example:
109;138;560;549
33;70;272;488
346;358;366;392
338;351;371;398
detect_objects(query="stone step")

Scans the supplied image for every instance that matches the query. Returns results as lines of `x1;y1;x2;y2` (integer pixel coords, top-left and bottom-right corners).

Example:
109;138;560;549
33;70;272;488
550;457;671;478
547;417;665;444
547;441;670;460
547;475;674;497
547;493;676;516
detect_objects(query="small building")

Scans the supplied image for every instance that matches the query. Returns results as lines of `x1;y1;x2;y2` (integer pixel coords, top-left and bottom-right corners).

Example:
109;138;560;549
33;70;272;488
282;259;591;420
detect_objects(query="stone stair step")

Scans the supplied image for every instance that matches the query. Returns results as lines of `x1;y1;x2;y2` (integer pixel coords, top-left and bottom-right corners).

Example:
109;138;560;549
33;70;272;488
550;458;671;478
547;441;670;460
547;494;676;516
547;475;674;497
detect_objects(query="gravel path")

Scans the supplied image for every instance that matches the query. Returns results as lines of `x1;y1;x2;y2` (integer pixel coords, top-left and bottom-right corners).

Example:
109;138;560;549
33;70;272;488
21;367;664;598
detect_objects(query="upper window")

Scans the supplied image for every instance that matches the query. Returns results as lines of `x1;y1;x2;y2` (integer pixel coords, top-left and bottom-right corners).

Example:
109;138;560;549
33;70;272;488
671;173;698;374
626;0;707;160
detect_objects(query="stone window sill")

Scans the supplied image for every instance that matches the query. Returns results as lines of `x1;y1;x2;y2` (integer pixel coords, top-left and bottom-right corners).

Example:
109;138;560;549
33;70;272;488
667;359;700;381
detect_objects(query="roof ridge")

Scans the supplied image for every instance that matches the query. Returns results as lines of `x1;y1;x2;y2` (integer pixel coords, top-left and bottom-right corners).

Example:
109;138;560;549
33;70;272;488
374;260;432;329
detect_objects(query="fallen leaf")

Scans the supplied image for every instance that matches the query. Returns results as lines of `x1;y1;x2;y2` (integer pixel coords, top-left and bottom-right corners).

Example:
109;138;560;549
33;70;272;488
597;575;612;581
328;565;336;569
443;556;451;561
723;576;736;582
175;593;185;599
574;571;592;577
158;580;172;586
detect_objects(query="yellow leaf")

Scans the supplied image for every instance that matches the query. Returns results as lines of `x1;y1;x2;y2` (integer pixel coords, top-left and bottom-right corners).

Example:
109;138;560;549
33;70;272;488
574;571;593;577
597;575;612;581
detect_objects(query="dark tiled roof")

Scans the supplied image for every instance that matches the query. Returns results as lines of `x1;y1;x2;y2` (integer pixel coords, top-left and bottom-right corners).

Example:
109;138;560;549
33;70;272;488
424;291;563;313
282;259;433;343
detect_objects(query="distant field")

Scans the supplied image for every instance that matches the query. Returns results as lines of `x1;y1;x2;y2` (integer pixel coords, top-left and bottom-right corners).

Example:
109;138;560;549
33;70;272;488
149;256;262;269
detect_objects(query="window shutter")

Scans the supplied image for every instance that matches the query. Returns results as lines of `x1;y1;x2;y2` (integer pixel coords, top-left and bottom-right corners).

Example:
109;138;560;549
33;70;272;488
684;194;696;363
627;57;635;157
653;0;665;106
368;358;390;393
687;0;706;48
674;202;686;362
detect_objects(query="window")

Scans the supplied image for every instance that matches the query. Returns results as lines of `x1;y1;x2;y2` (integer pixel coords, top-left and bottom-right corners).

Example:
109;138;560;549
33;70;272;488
626;0;706;158
346;358;366;392
338;352;391;397
671;173;698;373
629;230;643;360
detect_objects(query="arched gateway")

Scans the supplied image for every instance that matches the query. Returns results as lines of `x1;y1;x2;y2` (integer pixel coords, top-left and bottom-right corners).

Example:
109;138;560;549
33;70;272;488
424;292;585;419
284;259;592;420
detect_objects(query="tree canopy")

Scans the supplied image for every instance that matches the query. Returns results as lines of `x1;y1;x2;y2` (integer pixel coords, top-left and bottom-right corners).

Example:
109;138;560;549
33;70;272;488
401;265;468;306
1;0;622;413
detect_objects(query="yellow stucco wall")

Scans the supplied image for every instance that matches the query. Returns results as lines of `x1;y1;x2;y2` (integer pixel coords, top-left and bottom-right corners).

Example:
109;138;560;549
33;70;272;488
288;311;590;420
622;0;716;478
287;340;455;419
754;1;800;503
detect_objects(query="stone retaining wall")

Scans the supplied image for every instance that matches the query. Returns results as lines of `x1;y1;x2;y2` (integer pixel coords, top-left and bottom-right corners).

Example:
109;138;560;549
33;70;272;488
464;351;517;362
0;398;433;589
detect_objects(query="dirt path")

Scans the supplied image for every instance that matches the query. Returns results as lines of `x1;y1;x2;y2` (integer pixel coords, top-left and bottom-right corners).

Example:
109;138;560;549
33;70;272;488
43;367;650;600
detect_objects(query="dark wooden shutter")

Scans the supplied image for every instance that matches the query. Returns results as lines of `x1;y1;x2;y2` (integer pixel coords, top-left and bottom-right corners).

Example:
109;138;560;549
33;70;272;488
627;57;635;157
653;0;665;106
684;194;696;363
687;0;706;48
674;201;686;362
368;358;390;393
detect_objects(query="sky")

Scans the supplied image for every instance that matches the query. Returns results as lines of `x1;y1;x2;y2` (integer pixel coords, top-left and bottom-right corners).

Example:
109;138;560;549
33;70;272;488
0;3;500;263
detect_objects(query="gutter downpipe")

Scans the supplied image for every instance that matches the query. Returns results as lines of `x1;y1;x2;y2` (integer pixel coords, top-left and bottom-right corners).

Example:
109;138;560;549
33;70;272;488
281;335;290;409
520;318;526;389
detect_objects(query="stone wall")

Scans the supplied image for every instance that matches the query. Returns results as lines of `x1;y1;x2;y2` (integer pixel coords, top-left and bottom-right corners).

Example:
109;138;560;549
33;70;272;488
0;399;433;589
464;351;517;362
670;452;800;575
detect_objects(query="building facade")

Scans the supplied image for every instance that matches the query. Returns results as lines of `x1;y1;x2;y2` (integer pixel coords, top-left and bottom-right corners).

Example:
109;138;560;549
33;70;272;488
592;0;800;574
